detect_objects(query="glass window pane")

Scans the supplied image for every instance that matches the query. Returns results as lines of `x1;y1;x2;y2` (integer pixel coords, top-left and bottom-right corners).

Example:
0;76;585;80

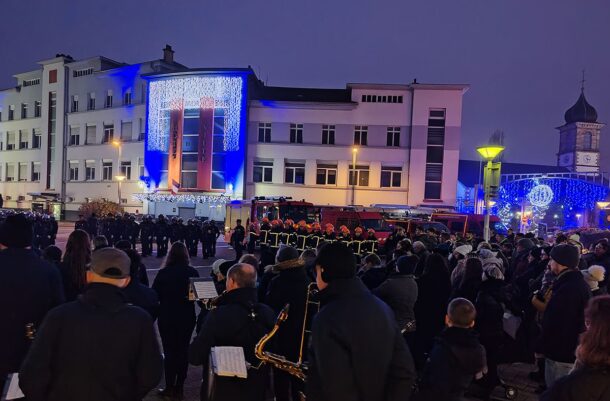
182;136;198;152
212;154;225;171
182;154;198;170
181;172;197;188
254;166;262;182
213;136;224;152
316;169;325;185
392;172;401;187
381;171;391;187
285;168;294;183
328;170;336;185
295;168;305;184
264;167;273;182
359;170;369;186
425;182;442;199
212;172;225;189
183;118;199;134
426;147;444;163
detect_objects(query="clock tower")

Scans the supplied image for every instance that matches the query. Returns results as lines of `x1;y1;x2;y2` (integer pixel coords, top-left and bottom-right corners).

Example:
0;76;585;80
557;87;604;173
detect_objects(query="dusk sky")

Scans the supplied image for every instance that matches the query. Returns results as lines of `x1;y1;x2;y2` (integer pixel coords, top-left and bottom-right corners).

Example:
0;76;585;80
1;0;608;169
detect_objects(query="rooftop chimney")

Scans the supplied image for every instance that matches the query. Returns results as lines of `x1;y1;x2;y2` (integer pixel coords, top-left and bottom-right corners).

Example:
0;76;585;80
163;45;174;63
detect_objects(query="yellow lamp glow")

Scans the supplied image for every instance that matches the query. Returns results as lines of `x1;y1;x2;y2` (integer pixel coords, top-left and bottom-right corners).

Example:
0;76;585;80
115;175;126;181
112;140;121;147
476;146;505;160
352;147;358;153
597;201;610;209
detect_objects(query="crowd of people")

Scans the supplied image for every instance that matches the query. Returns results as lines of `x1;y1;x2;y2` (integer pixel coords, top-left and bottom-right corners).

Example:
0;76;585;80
1;210;610;401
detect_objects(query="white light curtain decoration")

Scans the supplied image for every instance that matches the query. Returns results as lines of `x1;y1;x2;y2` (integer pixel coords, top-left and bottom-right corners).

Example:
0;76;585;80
147;76;244;152
132;192;230;204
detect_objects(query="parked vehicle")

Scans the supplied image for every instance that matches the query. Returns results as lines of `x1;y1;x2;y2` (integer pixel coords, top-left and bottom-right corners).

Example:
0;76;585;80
431;213;506;236
384;218;450;235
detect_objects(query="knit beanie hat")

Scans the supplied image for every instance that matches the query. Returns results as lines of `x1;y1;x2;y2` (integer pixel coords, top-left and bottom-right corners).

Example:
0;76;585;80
517;238;535;250
582;265;605;290
212;259;227;275
550;244;580;269
0;214;33;248
454;244;473;257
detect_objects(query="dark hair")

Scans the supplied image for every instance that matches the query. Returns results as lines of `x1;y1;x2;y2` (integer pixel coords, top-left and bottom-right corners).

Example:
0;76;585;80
315;242;356;282
93;235;109;249
448;298;477;328
238;254;259;269
228;263;257;288
63;229;91;291
114;240;132;251
396;255;419;275
576;295;610;367
459;257;483;290
43;245;62;265
423;253;450;278
123;248;142;280
162;242;190;268
363;253;381;266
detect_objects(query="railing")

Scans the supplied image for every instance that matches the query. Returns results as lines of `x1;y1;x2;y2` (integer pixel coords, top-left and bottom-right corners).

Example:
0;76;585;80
501;171;609;187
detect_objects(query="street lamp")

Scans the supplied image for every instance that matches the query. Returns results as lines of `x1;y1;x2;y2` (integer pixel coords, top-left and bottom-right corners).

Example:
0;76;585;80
351;147;358;205
477;145;505;241
112;140;124;204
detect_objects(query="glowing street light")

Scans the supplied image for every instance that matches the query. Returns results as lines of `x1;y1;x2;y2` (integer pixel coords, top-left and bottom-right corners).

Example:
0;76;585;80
477;145;505;241
597;201;610;209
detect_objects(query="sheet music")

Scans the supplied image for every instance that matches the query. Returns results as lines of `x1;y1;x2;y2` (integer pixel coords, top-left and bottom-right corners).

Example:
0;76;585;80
211;346;248;379
6;373;24;400
190;278;219;300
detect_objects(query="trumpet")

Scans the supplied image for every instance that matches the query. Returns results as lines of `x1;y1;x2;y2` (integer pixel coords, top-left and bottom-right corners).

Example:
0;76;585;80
202;290;227;310
255;282;320;381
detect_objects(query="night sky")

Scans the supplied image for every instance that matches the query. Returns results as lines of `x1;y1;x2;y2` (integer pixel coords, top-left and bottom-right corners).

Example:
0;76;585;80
1;0;608;169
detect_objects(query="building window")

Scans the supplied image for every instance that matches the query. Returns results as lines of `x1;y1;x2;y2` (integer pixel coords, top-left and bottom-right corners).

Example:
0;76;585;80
0;107;3;121
424;109;446;200
21;103;28;119
361;94;403;103
138;157;145;178
85;160;96;180
69;126;80;146
583;132;593;151
289;123;303;144
258;123;271;143
138;118;145;141
322;125;335;145
86;124;96;144
32;129;41;148
121;121;132;141
48;69;57;84
31;162;40;182
386;127;400;147
253;160;273;183
285;162;305;184
8;105;14;121
69;161;79;181
18;163;27;182
102;161;113;181
349;165;370;187
73;67;93;77
6;132;15;150
316;164;337;185
34;101;41;117
71;96;79;112
19;130;28;149
354;125;368;146
5;164;15;181
381;166;402;187
123;91;132;106
105;91;113;108
102;124;114;143
88;93;96;110
120;161;131;180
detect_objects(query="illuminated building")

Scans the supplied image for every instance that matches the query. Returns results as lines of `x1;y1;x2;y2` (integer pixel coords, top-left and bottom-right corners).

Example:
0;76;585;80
0;47;468;219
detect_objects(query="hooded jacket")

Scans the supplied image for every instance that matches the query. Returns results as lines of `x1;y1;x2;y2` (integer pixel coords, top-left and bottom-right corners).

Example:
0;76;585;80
414;327;487;401
373;274;418;329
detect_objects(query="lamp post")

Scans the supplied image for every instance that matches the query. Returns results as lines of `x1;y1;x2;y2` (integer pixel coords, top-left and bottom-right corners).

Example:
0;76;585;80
112;140;125;204
351;146;358;205
476;145;505;242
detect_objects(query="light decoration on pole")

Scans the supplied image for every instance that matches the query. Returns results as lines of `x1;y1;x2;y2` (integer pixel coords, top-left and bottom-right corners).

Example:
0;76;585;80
132;193;231;204
147;76;244;152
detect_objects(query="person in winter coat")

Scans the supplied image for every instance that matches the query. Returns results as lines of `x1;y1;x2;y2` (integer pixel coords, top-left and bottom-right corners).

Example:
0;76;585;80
413;253;452;369
122;249;159;320
581;265;606;297
507;238;535;282
0;214;65;392
413;298;487;401
451;257;483;303
264;246;311;401
189;263;275;401
449;244;473;284
541;295;610;401
373;254;419;333
357;253;387;290
583;239;610;291
540;244;591;387
19;247;162;401
59;229;91;301
152;242;200;399
412;241;429;276
306;242;417;401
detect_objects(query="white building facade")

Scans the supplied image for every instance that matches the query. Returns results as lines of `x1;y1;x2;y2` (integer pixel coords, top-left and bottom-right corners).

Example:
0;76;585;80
0;48;468;219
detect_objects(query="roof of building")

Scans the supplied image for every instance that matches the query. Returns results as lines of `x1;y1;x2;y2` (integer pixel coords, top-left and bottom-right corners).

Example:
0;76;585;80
458;159;570;187
564;90;598;124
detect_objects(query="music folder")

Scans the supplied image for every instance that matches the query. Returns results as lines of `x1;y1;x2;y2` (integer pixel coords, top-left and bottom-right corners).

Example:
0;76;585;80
190;278;219;301
210;346;248;379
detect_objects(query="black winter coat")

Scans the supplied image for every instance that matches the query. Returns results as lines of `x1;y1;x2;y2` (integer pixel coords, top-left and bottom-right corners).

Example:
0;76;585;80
475;278;507;343
264;260;310;360
414;271;452;351
414;327;487;401
540;366;610;401
373;274;418;329
0;248;65;376
152;264;199;330
358;267;388;290
306;278;416;401
19;283;162;401
123;280;160;320
189;287;275;401
541;269;591;363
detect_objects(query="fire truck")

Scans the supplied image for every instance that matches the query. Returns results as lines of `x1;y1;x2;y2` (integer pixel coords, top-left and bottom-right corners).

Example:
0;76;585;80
225;197;316;232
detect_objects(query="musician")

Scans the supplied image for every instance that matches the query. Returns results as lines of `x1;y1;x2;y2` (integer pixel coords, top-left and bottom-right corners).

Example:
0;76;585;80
307;242;416;401
189;263;275;401
264;246;310;401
